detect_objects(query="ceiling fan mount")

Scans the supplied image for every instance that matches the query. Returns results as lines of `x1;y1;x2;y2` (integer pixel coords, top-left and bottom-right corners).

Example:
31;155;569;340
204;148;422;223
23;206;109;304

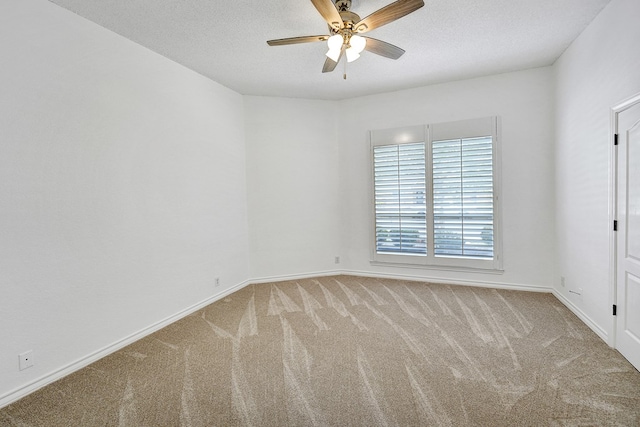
334;0;352;12
267;0;425;74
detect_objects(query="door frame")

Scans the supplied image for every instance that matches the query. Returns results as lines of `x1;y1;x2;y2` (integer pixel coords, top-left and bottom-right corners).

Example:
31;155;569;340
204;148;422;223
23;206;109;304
609;92;640;348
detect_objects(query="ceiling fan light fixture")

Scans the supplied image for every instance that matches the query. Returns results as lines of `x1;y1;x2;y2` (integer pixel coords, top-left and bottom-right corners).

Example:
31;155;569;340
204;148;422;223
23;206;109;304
345;35;366;62
325;34;343;61
327;34;343;50
350;35;366;53
345;49;360;62
326;47;342;62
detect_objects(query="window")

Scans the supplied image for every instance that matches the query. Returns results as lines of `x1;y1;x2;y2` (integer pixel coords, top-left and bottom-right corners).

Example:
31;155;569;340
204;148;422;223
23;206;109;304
371;117;501;271
374;142;427;255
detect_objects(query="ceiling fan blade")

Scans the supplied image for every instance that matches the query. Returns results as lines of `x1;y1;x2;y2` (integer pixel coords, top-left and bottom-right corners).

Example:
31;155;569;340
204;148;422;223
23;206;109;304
322;46;345;73
267;35;330;46
362;37;405;59
310;0;343;30
353;0;424;33
322;57;338;73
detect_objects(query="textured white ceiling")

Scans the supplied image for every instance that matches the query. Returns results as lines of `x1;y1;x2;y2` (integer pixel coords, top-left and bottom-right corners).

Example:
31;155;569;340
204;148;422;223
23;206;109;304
48;0;611;100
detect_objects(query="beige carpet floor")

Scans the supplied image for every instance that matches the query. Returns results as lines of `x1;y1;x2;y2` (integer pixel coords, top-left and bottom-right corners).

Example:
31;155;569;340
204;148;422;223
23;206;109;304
1;275;639;426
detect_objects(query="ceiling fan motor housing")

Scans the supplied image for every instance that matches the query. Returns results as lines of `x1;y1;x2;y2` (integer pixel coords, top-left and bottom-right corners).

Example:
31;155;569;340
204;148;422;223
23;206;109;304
339;10;360;28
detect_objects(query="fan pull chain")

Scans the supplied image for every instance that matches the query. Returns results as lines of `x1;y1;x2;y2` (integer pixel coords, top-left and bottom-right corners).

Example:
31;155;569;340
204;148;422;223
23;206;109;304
343;56;347;80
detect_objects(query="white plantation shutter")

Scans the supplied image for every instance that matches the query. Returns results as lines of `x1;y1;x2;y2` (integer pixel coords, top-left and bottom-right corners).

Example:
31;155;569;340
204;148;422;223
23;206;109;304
371;117;501;271
432;136;494;258
374;143;427;255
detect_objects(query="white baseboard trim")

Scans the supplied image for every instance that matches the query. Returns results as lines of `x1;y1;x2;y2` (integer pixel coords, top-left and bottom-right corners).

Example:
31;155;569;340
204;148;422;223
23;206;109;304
551;289;609;344
248;269;342;284
341;269;552;293
0;279;250;409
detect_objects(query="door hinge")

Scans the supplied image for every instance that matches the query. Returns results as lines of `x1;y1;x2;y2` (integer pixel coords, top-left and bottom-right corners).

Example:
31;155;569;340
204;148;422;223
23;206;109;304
614;133;618;146
614;220;618;231
613;304;617;316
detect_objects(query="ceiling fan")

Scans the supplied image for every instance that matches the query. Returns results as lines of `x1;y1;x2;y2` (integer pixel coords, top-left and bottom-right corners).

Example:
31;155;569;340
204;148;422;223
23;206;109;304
267;0;425;75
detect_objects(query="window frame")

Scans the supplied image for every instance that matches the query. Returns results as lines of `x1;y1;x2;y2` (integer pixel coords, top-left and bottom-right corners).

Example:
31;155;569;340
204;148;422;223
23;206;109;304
369;117;503;272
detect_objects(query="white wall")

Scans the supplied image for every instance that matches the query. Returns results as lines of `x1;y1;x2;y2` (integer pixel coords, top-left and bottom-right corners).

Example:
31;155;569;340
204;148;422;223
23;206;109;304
554;0;640;339
244;68;557;291
338;68;556;290
0;0;250;405
244;97;341;279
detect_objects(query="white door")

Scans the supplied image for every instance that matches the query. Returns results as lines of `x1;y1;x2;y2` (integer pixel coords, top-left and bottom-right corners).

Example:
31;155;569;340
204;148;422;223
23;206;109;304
616;98;640;371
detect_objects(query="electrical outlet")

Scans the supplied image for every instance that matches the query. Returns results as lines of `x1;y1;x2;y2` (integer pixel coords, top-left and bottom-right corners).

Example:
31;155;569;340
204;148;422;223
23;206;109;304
215;277;220;287
335;256;340;264
560;276;565;287
19;350;34;371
